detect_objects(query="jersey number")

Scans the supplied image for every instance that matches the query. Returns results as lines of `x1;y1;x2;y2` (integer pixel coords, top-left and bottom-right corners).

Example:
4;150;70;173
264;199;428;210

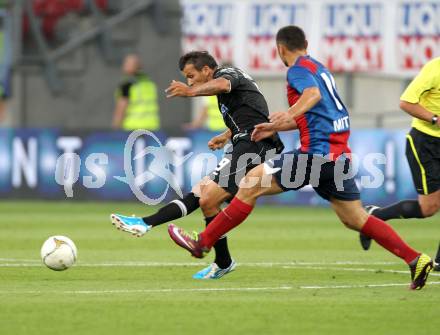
320;72;344;111
212;157;231;176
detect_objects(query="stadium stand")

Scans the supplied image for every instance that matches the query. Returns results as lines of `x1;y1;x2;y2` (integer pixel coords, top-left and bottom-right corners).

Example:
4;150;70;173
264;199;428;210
22;0;111;40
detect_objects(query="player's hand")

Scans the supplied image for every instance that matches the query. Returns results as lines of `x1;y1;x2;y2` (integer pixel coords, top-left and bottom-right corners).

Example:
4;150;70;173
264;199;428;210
251;123;276;142
269;111;292;126
208;134;229;150
165;80;194;98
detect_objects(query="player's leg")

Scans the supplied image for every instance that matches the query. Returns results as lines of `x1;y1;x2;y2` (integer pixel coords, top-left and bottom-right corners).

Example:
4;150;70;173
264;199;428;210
418;190;440;217
435;241;440;271
110;184;202;236
396;192;440;271
109;145;239;237
143;192;201;226
419;190;440;270
168;162;284;258
358;198;425;250
365;200;424;221
192;177;236;278
330;198;433;289
199;164;283;247
192;136;278;276
363;191;439;222
316;155;433;289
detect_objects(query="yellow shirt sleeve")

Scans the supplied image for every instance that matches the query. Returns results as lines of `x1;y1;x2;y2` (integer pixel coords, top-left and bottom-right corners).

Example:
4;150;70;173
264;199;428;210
400;60;437;103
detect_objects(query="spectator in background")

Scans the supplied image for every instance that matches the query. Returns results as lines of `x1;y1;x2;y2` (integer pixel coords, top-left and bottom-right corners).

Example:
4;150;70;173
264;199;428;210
112;54;160;130
182;95;225;132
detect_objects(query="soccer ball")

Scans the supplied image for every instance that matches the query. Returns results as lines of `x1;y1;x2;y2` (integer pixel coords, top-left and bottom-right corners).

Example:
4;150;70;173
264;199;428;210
41;236;77;271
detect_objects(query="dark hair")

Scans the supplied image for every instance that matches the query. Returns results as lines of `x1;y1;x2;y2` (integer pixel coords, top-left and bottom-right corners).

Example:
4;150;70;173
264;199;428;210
179;51;218;71
276;26;307;51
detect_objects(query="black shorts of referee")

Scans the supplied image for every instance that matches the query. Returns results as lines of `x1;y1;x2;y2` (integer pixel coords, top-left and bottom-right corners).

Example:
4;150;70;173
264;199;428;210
406;127;440;195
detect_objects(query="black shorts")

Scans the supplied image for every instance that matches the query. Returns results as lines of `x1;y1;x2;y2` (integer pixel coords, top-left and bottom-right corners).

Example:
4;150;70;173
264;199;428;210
209;135;278;195
406;128;440;195
265;150;360;201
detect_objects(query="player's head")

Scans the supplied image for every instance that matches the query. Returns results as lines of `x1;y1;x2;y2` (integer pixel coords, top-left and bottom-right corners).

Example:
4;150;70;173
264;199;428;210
179;51;218;86
122;54;141;75
276;26;308;66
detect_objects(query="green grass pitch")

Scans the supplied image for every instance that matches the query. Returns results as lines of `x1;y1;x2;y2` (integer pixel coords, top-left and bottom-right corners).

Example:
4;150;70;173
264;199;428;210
0;201;439;335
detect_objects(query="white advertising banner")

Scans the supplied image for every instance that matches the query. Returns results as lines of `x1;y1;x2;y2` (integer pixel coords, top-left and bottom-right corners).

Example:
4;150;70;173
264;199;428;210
181;1;236;65
319;2;384;72
245;2;310;73
181;0;440;77
396;1;440;70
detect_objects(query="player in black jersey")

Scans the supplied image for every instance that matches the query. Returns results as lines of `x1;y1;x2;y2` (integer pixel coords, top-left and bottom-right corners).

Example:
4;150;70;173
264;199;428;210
110;51;283;279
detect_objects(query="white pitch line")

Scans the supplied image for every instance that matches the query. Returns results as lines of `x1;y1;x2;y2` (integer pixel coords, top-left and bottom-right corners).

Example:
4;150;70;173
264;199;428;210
0;258;40;263
300;281;440;289
282;265;440;277
0;260;401;267
71;260;401;267
0;263;43;267
228;261;401;266
0;286;293;295
0;282;439;294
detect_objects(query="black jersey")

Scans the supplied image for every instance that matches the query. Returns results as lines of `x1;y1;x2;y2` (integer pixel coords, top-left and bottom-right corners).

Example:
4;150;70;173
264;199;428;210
213;67;270;135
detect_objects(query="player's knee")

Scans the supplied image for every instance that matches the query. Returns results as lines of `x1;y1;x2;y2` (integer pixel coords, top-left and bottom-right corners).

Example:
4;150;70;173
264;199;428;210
191;183;202;197
339;216;364;231
236;183;262;202
192;177;211;196
237;185;253;200
248;165;264;179
199;197;211;211
420;201;439;217
198;195;217;212
239;166;264;189
340;219;353;229
199;188;222;213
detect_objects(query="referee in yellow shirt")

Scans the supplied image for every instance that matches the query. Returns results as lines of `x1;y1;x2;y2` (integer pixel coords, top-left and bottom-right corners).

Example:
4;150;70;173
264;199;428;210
360;57;440;270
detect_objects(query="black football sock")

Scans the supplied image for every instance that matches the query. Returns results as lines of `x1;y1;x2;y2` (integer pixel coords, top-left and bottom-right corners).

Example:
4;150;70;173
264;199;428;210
372;200;424;221
206;215;232;269
435;242;440;264
143;192;199;227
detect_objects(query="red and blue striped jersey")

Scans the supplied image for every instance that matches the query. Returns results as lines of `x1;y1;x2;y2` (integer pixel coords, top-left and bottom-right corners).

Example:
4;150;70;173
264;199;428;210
287;55;351;159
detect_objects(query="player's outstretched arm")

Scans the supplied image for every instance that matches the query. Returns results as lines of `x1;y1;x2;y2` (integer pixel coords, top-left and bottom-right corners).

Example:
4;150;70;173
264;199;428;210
166;78;231;98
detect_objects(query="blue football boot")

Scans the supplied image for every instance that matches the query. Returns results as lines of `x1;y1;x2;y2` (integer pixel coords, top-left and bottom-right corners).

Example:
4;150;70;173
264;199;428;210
193;260;237;279
110;214;152;237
